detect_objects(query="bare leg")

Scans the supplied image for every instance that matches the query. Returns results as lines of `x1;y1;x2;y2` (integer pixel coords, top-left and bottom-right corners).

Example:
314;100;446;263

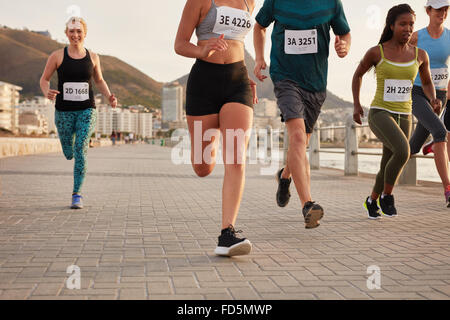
282;119;312;206
383;183;394;195
447;133;450;161
219;103;253;229
187;115;220;178
432;141;450;189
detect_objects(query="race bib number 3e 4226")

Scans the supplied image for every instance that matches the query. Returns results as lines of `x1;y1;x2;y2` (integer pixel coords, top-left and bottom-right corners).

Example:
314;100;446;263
383;79;412;102
431;68;449;88
285;29;318;55
213;6;253;38
63;82;89;102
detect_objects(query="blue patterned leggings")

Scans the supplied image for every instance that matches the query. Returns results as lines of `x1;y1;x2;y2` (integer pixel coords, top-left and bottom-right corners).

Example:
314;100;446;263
55;109;97;194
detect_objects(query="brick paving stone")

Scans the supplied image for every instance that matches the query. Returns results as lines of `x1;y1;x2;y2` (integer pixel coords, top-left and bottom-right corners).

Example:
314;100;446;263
31;283;64;296
118;288;147;300
1;144;450;300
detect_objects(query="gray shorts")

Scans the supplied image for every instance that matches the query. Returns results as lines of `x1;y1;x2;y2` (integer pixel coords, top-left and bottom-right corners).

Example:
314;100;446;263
274;79;326;134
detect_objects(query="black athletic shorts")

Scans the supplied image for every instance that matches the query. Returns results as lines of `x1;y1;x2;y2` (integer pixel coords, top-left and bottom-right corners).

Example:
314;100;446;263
186;59;254;116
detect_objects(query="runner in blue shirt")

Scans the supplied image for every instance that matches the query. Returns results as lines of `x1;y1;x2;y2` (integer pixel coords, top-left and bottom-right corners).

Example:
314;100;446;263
254;0;351;229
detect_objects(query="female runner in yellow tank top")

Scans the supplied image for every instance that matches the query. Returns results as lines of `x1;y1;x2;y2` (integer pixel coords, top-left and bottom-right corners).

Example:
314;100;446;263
352;4;441;219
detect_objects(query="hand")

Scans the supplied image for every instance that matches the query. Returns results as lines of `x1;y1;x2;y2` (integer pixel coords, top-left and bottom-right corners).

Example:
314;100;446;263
200;34;228;58
335;35;348;58
353;103;364;125
249;78;258;105
46;89;60;101
254;59;268;82
109;94;118;108
431;98;442;114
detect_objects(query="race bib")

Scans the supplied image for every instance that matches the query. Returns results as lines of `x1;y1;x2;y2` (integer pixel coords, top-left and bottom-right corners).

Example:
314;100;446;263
63;82;89;101
285;29;318;55
431;68;449;88
384;79;412;102
213;6;253;38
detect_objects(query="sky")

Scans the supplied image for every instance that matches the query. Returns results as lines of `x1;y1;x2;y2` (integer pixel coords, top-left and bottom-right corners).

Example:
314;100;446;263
0;0;449;106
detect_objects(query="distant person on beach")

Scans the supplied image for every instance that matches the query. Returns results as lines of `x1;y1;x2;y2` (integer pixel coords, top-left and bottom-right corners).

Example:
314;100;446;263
408;0;450;206
352;4;441;219
253;0;351;229
175;0;258;257
40;17;118;209
111;131;117;146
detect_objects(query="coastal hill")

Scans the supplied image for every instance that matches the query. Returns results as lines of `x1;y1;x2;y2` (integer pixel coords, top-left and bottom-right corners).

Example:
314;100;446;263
0;27;353;111
0;27;163;108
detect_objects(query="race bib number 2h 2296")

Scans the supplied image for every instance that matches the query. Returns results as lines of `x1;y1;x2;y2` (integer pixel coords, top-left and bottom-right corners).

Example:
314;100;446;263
383;79;412;102
213;6;253;38
285;29;318;55
63;82;89;102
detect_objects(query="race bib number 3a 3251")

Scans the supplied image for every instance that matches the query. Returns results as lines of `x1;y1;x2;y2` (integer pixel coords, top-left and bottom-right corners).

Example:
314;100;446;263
285;29;318;55
63;82;89;101
213;6;253;38
431;68;449;88
383;79;412;102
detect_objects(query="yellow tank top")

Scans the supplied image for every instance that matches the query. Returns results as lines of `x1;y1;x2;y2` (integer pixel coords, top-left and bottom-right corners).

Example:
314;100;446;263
371;44;420;114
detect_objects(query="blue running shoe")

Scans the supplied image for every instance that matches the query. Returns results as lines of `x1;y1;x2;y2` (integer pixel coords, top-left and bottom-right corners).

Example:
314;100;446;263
71;194;83;209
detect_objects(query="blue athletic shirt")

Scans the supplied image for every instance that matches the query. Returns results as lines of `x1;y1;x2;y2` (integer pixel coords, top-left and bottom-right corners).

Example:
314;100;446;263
255;0;350;93
414;27;450;90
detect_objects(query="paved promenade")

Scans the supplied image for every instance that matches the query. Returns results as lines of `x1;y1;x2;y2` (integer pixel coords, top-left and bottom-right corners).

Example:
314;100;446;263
0;144;450;300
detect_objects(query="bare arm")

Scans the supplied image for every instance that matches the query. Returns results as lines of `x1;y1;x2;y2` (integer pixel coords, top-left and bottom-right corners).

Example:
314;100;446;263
40;51;61;100
253;22;268;82
418;49;441;113
174;0;227;59
352;46;379;124
335;32;351;58
447;76;450;99
91;52;117;108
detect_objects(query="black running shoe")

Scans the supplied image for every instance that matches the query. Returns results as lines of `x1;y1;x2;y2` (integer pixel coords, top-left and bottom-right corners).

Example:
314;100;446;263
364;197;381;220
302;202;324;229
378;194;397;217
276;168;291;207
214;225;252;257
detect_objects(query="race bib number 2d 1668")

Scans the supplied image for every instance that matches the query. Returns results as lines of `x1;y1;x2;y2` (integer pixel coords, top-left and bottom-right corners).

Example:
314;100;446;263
63;82;89;102
285;29;318;55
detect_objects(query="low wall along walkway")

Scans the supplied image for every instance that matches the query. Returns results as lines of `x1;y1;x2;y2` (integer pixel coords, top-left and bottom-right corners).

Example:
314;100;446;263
0;138;115;158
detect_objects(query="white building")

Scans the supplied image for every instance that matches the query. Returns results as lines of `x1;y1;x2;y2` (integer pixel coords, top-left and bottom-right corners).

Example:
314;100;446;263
138;112;153;138
96;106;153;138
19;96;56;134
0;81;22;133
18;110;47;135
96;105;116;136
162;82;183;124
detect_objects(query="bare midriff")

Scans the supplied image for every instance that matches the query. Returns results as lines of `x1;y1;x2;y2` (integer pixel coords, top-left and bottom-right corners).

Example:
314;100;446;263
197;39;245;64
